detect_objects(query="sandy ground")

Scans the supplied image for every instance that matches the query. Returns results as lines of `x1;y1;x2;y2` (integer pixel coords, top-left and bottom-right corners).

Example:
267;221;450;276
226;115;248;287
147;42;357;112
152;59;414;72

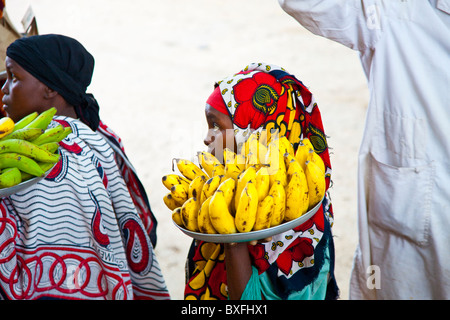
6;0;368;300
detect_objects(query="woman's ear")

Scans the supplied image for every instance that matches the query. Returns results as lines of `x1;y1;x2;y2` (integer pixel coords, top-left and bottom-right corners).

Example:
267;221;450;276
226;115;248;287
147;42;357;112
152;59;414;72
43;86;59;99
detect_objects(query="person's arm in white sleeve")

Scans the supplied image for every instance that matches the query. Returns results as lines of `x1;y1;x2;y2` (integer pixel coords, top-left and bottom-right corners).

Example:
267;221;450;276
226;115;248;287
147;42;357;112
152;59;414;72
278;0;381;51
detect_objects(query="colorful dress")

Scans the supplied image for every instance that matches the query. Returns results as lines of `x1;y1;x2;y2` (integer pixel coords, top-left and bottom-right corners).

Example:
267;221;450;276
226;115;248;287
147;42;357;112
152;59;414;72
185;62;338;300
0;116;169;300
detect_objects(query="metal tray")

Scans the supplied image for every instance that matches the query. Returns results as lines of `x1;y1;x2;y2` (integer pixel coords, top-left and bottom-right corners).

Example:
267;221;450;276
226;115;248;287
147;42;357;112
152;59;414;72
173;196;323;243
0;162;57;197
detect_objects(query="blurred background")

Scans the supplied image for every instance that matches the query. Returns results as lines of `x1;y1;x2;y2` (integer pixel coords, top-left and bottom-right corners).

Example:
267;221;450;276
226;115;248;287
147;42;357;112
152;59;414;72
3;0;368;299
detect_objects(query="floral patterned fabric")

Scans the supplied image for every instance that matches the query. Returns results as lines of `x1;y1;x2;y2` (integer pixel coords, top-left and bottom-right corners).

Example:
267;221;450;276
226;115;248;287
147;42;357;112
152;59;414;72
185;63;337;300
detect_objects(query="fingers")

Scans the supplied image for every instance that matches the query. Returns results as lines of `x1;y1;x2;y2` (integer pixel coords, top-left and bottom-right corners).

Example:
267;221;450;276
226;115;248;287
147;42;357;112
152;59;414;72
226;236;273;247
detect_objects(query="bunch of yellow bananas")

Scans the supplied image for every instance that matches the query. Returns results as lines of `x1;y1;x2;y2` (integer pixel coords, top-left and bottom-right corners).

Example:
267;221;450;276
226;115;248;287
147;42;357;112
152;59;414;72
162;131;326;235
0;107;70;189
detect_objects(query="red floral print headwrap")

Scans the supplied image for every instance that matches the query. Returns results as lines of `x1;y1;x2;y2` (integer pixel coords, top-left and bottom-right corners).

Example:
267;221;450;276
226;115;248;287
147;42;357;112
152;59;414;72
185;63;336;300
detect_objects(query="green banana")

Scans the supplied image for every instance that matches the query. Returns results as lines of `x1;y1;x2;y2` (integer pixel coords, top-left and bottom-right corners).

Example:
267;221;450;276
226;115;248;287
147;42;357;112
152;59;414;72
0;153;45;177
0;167;22;188
31;125;64;145
54;126;72;143
24;107;57;130
20;161;57;182
12;112;38;132
1;128;44;141
39;142;60;154
0;139;60;163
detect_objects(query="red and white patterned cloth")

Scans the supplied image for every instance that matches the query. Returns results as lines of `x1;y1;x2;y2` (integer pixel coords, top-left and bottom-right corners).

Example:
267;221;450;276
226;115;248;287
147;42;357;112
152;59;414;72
0;116;169;300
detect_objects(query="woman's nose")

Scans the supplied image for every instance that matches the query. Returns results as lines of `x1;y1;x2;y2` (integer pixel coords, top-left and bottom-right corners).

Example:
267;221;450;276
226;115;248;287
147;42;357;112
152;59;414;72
1;80;8;95
203;129;214;147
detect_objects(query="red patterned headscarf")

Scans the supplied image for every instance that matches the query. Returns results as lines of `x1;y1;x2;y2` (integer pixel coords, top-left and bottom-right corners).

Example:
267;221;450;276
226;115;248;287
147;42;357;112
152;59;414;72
185;63;335;300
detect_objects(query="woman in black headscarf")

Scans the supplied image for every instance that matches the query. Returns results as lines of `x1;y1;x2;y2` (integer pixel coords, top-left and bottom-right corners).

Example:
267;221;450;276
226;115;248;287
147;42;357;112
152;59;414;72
0;34;169;300
5;34;99;130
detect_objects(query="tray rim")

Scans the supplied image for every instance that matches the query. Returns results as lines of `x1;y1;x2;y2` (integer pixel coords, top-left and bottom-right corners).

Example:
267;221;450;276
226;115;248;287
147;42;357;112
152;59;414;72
173;195;324;243
0;161;58;197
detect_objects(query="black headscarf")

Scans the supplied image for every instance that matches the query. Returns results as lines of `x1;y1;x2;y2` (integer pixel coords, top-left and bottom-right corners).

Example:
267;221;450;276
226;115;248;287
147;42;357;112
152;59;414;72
6;34;100;131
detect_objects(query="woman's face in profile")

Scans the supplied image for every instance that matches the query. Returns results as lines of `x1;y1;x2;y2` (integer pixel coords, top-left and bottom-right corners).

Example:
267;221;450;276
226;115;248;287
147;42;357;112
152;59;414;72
1;57;47;122
203;103;236;162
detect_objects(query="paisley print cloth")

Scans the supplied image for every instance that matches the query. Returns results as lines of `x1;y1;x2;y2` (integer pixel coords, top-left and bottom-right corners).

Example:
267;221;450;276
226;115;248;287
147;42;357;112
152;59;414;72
185;62;337;300
0;116;169;300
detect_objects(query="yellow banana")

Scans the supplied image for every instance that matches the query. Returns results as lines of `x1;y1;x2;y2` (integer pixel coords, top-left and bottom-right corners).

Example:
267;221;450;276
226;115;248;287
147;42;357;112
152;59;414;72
174;158;206;180
0;167;22;188
224;148;243;181
0;139;60;163
211;162;225;176
295;140;311;170
197;196;217;234
209;190;237;234
181;197;200;231
246;151;260;170
307;149;326;174
198;151;223;177
24;107;57;130
269;162;287;188
253;195;274;231
30;125;64;145
0;128;43;141
188;174;207;199
223;148;236;164
302;137;314;151
305;160;326;210
257;141;268;167
279;136;295;159
0;117;15;139
266;128;280;146
234;166;256;211
268;180;286;227
172;207;184;226
163;192;182;210
255;166;270;202
285;171;309;221
258;128;269;147
235;181;258;233
252;133;270;168
217;177;236;208
265;137;285;176
12;112;38;132
266;137;287;187
235;154;247;172
200;174;225;203
170;183;189;205
240;131;258;158
225;161;242;181
162;173;190;191
246;133;265;169
286;156;303;182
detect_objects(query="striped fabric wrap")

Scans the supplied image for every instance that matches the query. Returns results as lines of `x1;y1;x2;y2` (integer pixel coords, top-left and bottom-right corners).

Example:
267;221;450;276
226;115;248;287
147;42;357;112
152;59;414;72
0;116;169;300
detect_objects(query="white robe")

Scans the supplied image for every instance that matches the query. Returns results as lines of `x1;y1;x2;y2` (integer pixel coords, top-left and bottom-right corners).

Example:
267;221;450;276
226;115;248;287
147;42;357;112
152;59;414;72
278;0;450;299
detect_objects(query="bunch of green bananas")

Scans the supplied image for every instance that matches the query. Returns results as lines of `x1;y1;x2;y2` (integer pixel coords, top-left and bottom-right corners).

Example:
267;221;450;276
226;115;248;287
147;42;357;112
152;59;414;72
0;107;71;189
162;131;326;235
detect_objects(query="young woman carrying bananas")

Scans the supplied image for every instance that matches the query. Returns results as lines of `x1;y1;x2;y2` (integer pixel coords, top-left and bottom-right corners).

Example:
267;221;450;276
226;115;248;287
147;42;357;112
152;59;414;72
0;34;169;300
184;62;338;300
